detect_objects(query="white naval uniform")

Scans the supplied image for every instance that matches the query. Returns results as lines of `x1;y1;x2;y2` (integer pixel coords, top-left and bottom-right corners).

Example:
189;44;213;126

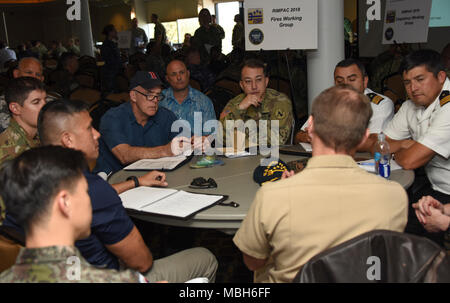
384;78;450;194
364;88;395;134
299;88;394;133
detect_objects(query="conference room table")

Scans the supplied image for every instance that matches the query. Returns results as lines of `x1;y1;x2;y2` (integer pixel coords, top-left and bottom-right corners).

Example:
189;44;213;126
108;152;415;235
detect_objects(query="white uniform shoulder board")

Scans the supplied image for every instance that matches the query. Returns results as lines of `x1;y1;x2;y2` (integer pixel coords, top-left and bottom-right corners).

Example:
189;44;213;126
366;92;384;105
439;90;450;107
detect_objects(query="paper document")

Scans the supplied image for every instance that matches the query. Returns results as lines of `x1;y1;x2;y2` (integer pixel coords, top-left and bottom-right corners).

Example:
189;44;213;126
224;151;253;158
299;143;312;152
119;186;224;219
357;159;403;173
124;154;188;170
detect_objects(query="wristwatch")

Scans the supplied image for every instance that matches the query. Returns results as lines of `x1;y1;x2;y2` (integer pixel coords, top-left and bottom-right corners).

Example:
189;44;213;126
126;176;140;188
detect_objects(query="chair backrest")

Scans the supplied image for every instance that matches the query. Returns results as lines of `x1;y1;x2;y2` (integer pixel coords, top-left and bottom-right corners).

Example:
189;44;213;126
70;87;101;106
189;78;202;92
214;77;241;96
268;76;293;100
115;74;130;93
78;55;97;68
293;230;450;283
104;92;130;103
75;73;96;88
44;58;58;70
89;99;122;131
0;226;24;274
47;69;66;86
205;86;235;119
381;73;407;112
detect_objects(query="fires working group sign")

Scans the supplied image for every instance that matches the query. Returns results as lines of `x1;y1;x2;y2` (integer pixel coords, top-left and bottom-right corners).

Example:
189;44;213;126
244;0;318;51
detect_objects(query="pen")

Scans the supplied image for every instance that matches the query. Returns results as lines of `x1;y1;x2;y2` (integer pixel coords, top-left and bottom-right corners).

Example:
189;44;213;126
357;162;374;166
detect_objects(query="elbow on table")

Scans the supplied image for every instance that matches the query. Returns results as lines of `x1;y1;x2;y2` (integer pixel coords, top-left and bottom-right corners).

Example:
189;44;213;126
395;157;419;171
112;149;131;165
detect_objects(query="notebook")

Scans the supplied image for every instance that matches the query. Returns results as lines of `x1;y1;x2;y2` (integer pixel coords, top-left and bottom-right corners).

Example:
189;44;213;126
119;187;226;219
123;153;192;171
279;144;312;157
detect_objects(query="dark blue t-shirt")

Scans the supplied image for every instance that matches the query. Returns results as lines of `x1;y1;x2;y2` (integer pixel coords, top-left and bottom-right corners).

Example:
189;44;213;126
2;171;134;270
94;102;179;174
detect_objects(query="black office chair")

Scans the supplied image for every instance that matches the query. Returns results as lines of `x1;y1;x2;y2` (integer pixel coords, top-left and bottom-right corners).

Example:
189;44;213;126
293;230;450;283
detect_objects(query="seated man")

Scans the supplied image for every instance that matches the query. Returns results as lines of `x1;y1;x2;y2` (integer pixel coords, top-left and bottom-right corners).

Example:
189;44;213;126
366;49;450;246
233;85;408;283
160;59;217;137
0;77;46;163
50;52;80;98
295;58;394;144
7;98;216;282
94;71;190;174
220;58;294;147
0;57;45;133
0;146;142;282
0;77;46;224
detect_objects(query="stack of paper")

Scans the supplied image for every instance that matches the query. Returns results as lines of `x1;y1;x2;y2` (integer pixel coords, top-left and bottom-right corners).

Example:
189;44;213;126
357;159;403;173
124;154;188;170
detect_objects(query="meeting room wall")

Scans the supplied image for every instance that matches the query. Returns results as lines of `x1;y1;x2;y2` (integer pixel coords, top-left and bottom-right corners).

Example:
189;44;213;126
145;0;199;22
0;2;71;49
89;2;131;43
0;1;132;50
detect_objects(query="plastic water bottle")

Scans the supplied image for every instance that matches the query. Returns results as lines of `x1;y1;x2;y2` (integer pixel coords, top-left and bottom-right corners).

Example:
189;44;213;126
374;132;391;178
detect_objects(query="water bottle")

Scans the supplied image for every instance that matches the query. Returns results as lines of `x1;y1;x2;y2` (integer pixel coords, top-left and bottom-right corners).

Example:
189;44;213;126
374;132;391;178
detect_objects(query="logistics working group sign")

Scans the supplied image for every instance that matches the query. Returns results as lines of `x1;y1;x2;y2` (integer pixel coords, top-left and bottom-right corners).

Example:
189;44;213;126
382;0;432;44
244;0;318;51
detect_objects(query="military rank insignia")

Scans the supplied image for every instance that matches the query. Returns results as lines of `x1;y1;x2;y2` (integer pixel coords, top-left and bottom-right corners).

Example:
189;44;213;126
439;90;450;107
366;93;384;105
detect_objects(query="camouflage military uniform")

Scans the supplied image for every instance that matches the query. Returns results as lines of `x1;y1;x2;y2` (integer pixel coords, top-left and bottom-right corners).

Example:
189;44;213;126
0;95;11;134
232;21;245;51
0;118;40;164
220;88;294;146
192;25;223;64
0;119;39;226
154;21;167;44
0;246;141;282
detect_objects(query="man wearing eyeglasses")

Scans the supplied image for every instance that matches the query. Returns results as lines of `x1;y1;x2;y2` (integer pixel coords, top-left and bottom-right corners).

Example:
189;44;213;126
94;71;190;174
219;58;294;147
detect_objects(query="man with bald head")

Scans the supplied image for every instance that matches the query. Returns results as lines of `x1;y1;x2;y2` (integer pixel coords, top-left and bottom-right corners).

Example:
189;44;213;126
160;59;216;136
13;57;44;81
233;85;407;282
0;57;45;133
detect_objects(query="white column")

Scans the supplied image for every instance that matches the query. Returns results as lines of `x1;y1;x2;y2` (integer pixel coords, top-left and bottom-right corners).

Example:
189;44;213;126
306;0;344;114
134;0;147;26
79;0;94;57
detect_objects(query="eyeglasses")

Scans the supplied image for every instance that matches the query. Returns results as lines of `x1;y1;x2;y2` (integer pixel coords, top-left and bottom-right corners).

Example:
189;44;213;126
133;90;165;102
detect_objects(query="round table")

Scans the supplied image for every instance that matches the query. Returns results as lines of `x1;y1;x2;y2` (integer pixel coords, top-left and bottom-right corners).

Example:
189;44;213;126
109;154;414;234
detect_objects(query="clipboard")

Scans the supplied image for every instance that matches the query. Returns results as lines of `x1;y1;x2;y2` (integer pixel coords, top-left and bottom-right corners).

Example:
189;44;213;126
279;144;312;157
126;194;229;221
119;186;229;220
123;154;194;172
